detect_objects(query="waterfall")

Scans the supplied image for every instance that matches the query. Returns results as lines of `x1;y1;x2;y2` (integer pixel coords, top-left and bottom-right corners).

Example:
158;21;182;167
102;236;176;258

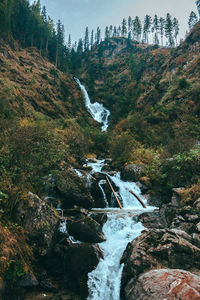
86;159;155;300
75;78;110;132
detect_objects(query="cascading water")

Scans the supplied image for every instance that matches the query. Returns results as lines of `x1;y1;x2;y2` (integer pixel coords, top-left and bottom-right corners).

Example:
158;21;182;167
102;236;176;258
75;78;110;131
85;160;155;300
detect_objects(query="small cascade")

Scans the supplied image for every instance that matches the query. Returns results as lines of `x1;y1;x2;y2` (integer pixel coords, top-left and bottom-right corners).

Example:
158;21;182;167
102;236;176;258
75;78;110;131
98;179;109;207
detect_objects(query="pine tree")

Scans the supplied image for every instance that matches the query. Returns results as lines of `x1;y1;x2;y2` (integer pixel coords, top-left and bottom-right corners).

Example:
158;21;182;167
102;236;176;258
196;0;200;18
152;15;159;45
173;17;179;46
84;26;89;51
68;34;71;49
90;29;94;48
133;16;142;41
159;17;165;46
188;11;198;29
128;16;132;38
77;38;83;53
56;19;65;67
117;26;121;37
165;13;174;47
121;18;127;37
96;27;101;44
113;26;117;37
105;26;109;40
109;25;113;37
143;15;152;43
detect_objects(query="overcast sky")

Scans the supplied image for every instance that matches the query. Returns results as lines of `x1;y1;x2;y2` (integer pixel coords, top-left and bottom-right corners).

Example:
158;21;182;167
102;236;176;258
33;0;198;43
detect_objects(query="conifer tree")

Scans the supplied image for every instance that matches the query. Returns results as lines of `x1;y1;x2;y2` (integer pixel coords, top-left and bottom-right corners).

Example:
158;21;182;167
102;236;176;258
188;11;198;29
68;34;71;49
105;26;109;40
128;16;132;38
77;38;83;53
165;13;174;47
109;25;113;37
117;26;121;37
90;29;94;48
121;18;127;37
133;16;142;41
113;26;117;37
152;15;159;45
196;0;200;18
159;17;165;46
173;17;179;45
143;15;152;43
96;27;101;44
84;26;89;51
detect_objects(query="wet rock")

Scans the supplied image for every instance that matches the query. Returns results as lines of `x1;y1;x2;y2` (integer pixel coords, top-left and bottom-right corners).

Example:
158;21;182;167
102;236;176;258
143;193;164;207
121;228;200;296
121;164;147;182
65;243;103;297
54;169;95;209
124;269;200;300
15;192;59;256
90;213;108;227
18;273;39;288
67;216;106;243
90;179;107;208
138;210;166;229
159;204;178;227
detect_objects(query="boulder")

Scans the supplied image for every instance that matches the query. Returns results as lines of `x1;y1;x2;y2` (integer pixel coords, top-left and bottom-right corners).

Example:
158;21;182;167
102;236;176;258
194;198;200;212
53;169;95;209
90;179;107;208
124;269;200;300
90;212;108;227
15;192;59;256
138;210;166;229
67;216;106;243
65;243;103;297
121;164;146;182
121;228;200;296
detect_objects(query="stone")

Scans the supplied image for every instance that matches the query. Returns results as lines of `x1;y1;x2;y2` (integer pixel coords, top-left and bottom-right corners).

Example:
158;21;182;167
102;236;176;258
121;164;147;182
90;212;108;227
194;198;200;212
121;228;200;296
53;169;95;209
124;269;200;300
15;192;59;256
144;194;164;207
65;243;103;297
138;211;166;229
67;216;106;243
197;222;200;232
171;188;185;207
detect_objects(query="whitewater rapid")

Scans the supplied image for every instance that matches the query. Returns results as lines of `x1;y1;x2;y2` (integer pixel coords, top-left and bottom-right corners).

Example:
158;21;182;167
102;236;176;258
84;159;154;300
75;78;110;131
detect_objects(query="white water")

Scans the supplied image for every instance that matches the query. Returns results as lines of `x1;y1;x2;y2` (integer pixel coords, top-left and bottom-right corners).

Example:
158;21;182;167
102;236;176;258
75;78;110;131
86;160;155;300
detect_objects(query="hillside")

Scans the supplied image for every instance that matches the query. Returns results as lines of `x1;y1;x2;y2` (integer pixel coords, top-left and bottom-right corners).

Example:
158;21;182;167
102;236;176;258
0;17;200;300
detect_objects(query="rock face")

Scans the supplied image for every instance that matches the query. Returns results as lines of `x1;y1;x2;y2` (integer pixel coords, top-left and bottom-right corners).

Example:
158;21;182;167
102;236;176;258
53;169;95;209
67;215;106;243
65;243;103;297
125;269;200;300
121;164;146;182
121;228;200;296
15;192;59;256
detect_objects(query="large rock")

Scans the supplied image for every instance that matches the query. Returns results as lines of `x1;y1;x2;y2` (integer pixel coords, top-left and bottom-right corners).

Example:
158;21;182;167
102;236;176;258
15;192;59;256
65;243;103;297
121;164;146;182
121;228;200;296
54;170;95;209
125;269;200;300
67;216;106;243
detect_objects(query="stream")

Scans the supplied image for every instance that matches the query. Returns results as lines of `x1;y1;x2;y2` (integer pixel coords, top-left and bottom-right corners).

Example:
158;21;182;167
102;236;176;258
74;79;155;300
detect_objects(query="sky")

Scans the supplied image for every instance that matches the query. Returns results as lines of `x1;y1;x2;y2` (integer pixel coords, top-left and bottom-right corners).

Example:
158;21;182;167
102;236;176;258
32;0;198;43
